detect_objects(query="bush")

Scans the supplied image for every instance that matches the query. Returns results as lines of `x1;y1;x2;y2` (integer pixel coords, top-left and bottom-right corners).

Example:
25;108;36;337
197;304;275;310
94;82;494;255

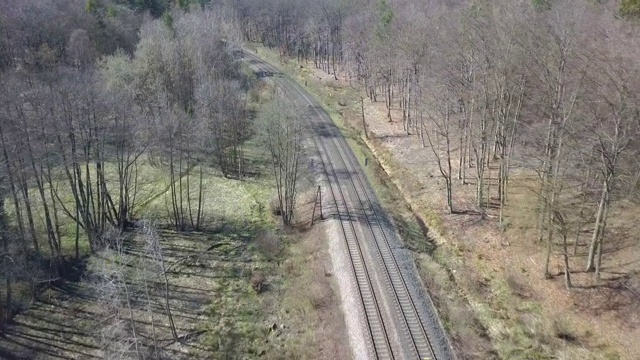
254;231;281;260
250;272;267;294
308;282;331;310
505;272;530;298
270;197;282;216
551;317;577;343
621;0;640;17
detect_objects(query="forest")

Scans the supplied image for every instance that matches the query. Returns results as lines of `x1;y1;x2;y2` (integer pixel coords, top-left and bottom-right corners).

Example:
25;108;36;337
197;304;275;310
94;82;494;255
230;0;640;356
0;0;639;358
230;0;640;283
0;0;254;321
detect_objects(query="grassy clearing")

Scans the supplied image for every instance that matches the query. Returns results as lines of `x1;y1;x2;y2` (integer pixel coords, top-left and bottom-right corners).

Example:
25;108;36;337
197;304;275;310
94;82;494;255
0;147;282;357
0;157;308;358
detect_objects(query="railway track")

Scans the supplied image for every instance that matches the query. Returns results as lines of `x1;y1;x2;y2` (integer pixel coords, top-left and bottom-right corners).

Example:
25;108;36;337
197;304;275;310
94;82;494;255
245;51;452;360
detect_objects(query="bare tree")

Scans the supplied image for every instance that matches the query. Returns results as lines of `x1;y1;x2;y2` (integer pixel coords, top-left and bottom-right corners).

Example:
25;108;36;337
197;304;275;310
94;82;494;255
425;89;455;214
67;28;95;68
257;93;305;226
94;228;140;359
0;194;12;321
583;41;640;279
144;223;179;342
525;3;587;278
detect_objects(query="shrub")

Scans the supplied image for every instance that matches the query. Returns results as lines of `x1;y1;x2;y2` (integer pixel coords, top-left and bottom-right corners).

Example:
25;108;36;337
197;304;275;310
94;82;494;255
308;282;331;309
551;317;577;343
269;196;281;216
250;272;267;294
254;231;281;260
621;0;640;17
505;272;530;298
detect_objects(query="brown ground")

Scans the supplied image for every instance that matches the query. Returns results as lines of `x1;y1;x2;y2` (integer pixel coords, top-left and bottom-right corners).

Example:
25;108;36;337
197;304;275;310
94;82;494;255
272;188;351;360
255;46;640;360
359;91;640;360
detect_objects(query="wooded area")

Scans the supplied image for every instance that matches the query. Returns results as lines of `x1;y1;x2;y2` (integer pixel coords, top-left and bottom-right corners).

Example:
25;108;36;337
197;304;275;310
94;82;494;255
0;0;639;357
229;0;640;289
0;0;253;323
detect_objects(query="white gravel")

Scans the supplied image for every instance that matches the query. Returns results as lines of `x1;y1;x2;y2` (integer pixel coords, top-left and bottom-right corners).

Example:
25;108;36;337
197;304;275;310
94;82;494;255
326;218;372;360
312;151;372;360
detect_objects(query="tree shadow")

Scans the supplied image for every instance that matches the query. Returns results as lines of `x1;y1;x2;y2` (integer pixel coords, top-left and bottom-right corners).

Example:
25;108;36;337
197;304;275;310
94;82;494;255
0;217;268;359
570;272;640;326
451;209;481;216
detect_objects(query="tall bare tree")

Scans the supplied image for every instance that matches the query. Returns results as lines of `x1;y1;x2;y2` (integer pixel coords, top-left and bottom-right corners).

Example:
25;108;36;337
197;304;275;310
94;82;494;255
257;94;305;226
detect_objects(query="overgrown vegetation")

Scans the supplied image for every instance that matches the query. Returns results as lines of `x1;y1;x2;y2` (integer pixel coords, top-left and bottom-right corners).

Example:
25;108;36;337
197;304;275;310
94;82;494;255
0;1;250;321
0;2;351;358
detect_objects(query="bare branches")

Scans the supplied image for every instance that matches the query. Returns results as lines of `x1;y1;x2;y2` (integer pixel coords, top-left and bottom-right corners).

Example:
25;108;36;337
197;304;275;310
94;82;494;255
93;228;140;360
257;92;306;226
142;222;179;342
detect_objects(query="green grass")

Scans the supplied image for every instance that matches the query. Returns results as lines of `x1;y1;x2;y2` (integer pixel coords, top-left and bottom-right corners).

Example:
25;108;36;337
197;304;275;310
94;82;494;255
3;150;274;255
0;143;290;357
0;58;344;357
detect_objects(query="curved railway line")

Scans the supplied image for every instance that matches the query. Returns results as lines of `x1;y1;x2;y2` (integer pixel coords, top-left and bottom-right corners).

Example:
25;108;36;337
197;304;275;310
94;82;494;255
245;51;454;360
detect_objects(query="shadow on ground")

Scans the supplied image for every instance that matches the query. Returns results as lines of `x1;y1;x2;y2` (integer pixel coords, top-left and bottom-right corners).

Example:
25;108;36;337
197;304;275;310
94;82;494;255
0;220;264;359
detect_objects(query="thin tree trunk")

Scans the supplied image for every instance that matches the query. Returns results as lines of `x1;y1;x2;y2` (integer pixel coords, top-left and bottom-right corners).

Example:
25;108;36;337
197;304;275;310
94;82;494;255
178;148;185;230
169;136;180;231
544;219;554;279
458;119;466;183
159;242;178;341
573;167;592;255
594;201;609;282
586;178;608;272
196;165;203;230
18;163;40;255
562;229;572;289
121;271;141;357
0;124;27;252
186;152;194;229
361;97;368;139
0;198;12;320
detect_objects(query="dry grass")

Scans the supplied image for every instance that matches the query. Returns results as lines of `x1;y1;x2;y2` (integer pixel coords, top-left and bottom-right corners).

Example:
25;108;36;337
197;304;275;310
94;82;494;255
251;44;640;359
260;187;350;360
417;254;496;358
254;230;281;260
